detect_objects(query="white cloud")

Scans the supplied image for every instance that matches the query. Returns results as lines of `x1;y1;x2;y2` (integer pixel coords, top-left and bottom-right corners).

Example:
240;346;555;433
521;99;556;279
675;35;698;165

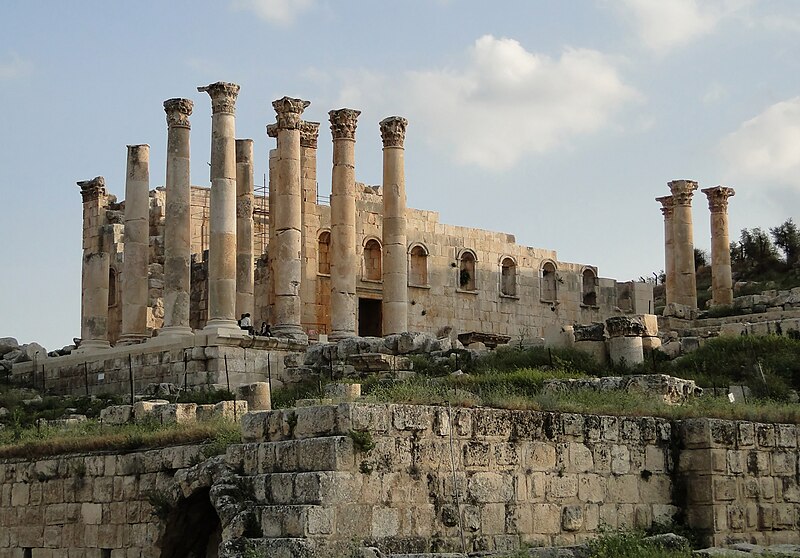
330;35;639;171
719;97;800;186
231;0;314;26
0;52;32;80
614;0;752;52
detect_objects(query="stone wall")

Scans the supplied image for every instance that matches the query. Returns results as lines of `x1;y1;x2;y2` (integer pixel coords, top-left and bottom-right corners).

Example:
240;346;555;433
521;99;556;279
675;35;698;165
1;405;798;556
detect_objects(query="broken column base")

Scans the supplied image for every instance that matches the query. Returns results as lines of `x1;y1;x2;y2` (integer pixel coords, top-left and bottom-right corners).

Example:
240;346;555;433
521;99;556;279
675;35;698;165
608;336;644;366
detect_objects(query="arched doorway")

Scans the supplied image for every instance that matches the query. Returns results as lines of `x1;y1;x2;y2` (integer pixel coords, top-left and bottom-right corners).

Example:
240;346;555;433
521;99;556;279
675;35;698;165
158;488;222;558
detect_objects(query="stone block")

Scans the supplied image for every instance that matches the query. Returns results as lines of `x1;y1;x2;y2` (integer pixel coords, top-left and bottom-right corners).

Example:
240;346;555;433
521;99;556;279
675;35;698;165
236;382;271;411
154;403;197;425
531;503;561;534
561;505;584;531
99;405;132;425
132;400;169;423
213;400;248;421
323;382;361;400
468;472;513;503
547;475;578;499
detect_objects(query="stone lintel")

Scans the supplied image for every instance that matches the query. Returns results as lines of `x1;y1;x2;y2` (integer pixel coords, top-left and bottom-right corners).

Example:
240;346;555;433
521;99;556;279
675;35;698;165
197;82;240;115
667;179;698;206
329;109;361;140
300;121;320;148
656;195;674;218
380;116;408;148
78;176;107;203
164;98;194;128
272;96;310;130
701;186;735;213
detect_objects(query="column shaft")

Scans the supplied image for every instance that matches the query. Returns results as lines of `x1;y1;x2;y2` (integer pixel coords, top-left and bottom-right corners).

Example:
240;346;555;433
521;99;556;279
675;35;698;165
668;180;698;309
329;109;360;340
161;98;194;338
380;117;409;335
198;82;240;334
120;144;150;344
656;196;676;306
702;186;735;306
270;96;310;341
300;122;321;333
235;139;255;319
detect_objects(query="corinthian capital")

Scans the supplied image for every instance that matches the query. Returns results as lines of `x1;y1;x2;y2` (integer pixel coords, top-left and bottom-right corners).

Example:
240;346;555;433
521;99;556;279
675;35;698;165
272;96;310;130
266;124;278;139
300;121;320;148
655;195;674;219
164;98;194;128
197;82;240;115
78;176;107;203
379;116;408;148
701;186;735;213
329;109;361;140
667;179;698;206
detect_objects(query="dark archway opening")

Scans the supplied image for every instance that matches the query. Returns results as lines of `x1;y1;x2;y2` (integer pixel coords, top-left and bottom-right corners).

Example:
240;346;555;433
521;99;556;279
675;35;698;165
158;488;222;558
358;298;382;337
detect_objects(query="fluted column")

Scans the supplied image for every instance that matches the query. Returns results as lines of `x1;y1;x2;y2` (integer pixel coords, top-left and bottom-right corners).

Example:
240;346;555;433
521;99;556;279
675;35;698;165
656;196;676;306
235;139;255;320
198;81;241;334
668;179;698;309
380;116;409;335
270;96;310;341
300;121;321;331
119;144;150;344
702;186;736;306
328;109;360;340
161;98;194;339
77;177;111;352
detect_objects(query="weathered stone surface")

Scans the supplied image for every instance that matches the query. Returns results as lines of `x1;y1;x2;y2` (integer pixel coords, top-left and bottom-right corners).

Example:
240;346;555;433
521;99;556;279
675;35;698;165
0;337;19;356
572;323;605;342
99;404;133;425
543;374;702;405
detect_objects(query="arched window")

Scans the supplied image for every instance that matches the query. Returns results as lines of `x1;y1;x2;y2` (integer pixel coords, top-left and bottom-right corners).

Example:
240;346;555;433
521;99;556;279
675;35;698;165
363;239;382;281
318;231;331;275
108;269;117;307
541;261;557;302
500;257;517;297
409;244;428;286
459;250;477;291
582;268;598;306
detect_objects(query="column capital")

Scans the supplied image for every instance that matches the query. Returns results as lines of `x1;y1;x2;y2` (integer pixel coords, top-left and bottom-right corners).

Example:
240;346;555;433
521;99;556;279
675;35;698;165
655;195;674;218
329;109;361;140
272;96;310;130
197;82;240;115
380;116;408;148
300;121;320;148
78;176;107;203
667;179;698;206
701;186;735;213
266;123;278;138
164;98;194;128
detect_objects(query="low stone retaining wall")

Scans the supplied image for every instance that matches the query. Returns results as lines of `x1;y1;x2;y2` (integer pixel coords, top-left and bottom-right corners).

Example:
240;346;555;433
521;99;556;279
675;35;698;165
0;405;798;557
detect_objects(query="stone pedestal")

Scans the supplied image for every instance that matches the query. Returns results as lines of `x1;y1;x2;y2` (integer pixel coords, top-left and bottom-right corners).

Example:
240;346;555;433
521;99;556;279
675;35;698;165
198;82;241;335
77;177;111;353
119;144;150;344
329;109;360;341
668;180;698;309
656;195;676;306
161;98;194;340
236;382;271;411
235;139;255;320
380;116;409;335
270;96;310;342
702;186;735;306
605;316;644;366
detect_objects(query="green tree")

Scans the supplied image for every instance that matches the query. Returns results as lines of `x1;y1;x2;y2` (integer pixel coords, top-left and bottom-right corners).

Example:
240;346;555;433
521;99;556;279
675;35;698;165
770;218;800;267
733;227;780;274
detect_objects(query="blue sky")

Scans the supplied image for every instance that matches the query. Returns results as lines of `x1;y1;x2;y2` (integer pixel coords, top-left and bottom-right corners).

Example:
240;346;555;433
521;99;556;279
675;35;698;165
1;0;799;350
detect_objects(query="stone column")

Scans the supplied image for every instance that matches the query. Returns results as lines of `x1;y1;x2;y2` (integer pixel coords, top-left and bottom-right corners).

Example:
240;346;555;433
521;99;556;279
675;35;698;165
119;145;150;344
270;96;310;341
668;179;698;309
380;116;409;335
329;109;360;341
605;316;644;366
656;195;676;306
266;125;278;325
77;177;111;352
161;98;194;340
197;82;241;334
235;139;255;320
702;186;736;306
300;121;321;332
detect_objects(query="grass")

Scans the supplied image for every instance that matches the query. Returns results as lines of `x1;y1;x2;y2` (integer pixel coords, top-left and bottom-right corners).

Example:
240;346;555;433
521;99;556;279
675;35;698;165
0;416;241;459
587;530;692;558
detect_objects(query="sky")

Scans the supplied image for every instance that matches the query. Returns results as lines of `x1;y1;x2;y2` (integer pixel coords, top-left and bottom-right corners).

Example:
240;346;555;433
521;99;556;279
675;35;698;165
1;0;799;351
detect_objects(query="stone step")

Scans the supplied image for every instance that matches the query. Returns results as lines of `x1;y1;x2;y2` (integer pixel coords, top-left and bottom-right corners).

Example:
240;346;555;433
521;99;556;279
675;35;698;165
246;471;360;506
236;436;356;475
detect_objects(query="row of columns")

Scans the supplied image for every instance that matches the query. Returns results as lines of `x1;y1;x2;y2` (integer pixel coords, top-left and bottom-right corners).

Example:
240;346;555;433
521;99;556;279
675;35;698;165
78;82;411;349
656;180;735;311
